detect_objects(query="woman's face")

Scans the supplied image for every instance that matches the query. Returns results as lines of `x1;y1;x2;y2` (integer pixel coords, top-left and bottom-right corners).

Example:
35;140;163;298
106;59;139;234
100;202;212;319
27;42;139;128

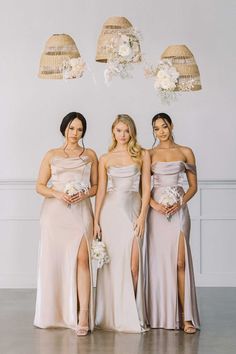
65;118;83;143
113;121;131;145
153;118;172;142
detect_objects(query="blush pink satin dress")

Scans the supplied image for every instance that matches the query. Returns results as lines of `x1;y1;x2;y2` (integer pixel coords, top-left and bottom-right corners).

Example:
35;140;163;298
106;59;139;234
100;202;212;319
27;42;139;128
34;156;94;330
95;165;149;333
146;161;200;329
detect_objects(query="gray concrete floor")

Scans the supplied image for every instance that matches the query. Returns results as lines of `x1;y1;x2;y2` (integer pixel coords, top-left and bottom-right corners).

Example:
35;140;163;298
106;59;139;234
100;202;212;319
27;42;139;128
0;288;236;354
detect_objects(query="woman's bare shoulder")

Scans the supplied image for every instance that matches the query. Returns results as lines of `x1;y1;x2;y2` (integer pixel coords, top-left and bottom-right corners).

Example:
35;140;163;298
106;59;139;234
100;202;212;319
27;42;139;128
84;148;98;162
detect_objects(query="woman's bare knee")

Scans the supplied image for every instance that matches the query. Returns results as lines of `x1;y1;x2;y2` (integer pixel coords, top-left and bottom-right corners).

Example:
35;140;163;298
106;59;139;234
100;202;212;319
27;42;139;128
177;259;185;271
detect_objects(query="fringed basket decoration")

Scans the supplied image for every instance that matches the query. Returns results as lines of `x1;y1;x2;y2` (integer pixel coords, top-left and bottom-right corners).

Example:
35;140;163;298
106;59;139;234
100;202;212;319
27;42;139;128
145;44;201;103
96;16;142;85
38;34;85;80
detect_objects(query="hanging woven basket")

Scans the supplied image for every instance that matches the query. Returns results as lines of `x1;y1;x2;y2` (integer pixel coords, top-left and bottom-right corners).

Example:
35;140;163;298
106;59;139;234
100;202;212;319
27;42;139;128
38;34;82;79
96;16;141;63
161;44;201;91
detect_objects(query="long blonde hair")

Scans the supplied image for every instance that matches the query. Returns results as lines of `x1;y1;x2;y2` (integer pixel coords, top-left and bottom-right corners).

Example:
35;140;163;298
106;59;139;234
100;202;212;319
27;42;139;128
109;114;142;164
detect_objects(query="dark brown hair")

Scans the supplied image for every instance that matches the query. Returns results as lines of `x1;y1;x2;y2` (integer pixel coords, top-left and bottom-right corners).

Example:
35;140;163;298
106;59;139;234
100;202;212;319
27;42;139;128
60;112;87;138
152;113;173;147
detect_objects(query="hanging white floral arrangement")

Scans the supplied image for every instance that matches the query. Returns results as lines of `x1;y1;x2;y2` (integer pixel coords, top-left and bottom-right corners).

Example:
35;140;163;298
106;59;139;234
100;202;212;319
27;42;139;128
96;17;142;85
145;44;201;104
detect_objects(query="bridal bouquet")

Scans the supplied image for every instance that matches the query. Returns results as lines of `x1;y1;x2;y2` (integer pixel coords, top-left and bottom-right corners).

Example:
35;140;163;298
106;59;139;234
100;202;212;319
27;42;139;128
91;239;110;287
91;239;110;269
159;186;181;221
64;181;89;207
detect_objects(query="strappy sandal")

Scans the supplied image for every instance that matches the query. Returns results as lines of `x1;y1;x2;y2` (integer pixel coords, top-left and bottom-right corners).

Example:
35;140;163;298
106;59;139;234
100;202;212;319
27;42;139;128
76;325;89;336
183;323;197;334
76;309;89;336
181;313;196;334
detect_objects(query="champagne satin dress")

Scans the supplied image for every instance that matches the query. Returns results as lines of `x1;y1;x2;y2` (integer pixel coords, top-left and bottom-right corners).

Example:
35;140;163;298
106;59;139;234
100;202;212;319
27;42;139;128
34;156;94;330
146;161;200;329
95;165;149;333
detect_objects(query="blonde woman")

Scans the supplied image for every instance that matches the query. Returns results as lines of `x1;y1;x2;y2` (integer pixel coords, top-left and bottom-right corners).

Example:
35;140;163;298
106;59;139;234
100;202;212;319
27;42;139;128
94;114;150;333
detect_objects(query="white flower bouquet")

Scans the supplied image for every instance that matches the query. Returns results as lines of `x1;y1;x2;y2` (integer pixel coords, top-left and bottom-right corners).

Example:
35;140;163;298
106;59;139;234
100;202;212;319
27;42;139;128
91;239;110;269
64;181;89;207
91;239;110;287
159;186;181;221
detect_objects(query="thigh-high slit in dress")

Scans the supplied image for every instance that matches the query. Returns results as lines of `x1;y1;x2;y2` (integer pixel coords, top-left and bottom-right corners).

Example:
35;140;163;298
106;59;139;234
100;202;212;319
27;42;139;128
146;161;200;330
34;156;94;330
95;165;149;333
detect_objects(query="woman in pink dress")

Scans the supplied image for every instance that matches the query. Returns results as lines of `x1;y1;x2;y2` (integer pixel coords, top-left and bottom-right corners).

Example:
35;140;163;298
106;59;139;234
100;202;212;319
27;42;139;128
147;113;200;333
34;112;98;336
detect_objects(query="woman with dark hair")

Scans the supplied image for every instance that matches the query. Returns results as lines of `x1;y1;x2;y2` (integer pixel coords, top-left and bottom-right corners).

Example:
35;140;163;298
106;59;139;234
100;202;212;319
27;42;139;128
146;113;200;333
94;114;150;333
34;112;98;336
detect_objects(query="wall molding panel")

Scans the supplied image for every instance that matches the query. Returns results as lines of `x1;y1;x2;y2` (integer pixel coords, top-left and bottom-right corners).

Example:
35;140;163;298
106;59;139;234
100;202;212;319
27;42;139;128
186;180;236;287
0;179;236;288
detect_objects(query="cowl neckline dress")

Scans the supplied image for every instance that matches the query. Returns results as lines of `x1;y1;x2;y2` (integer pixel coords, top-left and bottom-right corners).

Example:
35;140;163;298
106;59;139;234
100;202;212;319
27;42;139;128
34;156;94;330
146;161;200;329
95;164;149;333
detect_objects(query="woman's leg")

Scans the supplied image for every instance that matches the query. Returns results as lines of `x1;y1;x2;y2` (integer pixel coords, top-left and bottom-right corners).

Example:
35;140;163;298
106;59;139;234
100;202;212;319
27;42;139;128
177;232;196;333
77;237;90;329
131;238;139;296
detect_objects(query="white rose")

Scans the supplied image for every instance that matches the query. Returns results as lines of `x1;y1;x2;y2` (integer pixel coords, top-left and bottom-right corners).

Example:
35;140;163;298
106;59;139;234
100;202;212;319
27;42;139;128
157;69;168;80
118;44;131;57
120;34;129;44
161;77;173;90
70;58;80;67
64;183;78;196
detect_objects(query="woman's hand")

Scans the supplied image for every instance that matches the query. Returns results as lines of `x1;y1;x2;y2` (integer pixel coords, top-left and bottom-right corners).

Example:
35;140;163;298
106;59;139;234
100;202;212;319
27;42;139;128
70;191;88;204
53;190;72;205
93;222;102;240
152;201;168;215
167;202;181;216
133;216;145;238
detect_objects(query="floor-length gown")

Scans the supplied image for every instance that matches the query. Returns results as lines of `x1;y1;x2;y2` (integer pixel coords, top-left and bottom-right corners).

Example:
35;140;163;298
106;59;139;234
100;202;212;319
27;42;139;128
34;156;94;330
146;161;200;329
95;165;149;333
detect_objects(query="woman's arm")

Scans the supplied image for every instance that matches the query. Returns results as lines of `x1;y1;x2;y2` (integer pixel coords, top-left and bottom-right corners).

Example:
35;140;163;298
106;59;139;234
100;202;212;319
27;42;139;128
139;150;151;218
168;147;197;215
88;150;98;198
93;155;108;238
134;150;151;237
182;148;198;205
36;151;72;204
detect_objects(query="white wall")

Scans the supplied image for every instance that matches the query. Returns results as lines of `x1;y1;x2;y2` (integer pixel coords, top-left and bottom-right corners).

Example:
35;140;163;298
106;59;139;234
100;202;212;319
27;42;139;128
0;0;235;287
1;179;236;288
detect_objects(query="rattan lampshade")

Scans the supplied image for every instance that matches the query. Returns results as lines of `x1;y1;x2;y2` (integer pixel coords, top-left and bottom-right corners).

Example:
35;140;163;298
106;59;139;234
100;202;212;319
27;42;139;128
96;16;141;63
161;45;201;91
38;34;81;79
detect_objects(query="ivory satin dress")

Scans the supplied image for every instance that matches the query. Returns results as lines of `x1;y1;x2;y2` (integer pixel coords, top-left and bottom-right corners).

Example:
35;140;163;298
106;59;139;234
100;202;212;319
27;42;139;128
95;165;149;333
146;161;200;329
34;156;94;330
